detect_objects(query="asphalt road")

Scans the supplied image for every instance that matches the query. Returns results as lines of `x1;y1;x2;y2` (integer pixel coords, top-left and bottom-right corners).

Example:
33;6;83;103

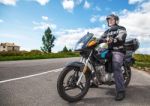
0;58;150;106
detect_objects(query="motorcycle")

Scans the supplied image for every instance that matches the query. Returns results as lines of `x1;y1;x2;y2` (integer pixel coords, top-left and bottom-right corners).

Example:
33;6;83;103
57;32;139;102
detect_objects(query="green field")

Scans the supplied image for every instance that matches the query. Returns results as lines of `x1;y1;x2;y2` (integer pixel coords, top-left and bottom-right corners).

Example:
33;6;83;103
0;51;149;72
0;51;80;61
133;54;150;72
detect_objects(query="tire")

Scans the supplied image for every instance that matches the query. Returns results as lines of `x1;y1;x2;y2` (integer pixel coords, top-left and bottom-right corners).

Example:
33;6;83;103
123;65;131;87
57;66;91;102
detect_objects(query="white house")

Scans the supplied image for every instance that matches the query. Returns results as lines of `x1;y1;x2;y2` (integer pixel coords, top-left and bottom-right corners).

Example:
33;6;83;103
0;43;20;52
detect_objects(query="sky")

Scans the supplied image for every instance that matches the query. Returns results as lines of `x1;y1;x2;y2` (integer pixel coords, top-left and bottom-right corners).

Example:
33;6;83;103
0;0;150;54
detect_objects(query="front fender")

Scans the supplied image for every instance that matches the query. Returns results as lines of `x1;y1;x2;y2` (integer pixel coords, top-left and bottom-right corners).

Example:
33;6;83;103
65;61;85;71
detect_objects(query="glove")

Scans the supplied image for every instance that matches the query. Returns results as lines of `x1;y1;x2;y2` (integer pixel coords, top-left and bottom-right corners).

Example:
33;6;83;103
107;37;113;44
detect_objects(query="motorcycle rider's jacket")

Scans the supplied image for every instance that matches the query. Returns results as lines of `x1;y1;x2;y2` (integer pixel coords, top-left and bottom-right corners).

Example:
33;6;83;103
98;25;127;53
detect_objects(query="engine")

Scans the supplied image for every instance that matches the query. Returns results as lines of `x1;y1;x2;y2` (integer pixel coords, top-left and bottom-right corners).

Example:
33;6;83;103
95;65;114;83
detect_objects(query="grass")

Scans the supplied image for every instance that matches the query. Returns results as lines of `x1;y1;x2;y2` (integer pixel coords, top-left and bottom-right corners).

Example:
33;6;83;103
132;54;150;72
133;61;150;72
134;61;150;68
0;51;150;73
0;52;80;61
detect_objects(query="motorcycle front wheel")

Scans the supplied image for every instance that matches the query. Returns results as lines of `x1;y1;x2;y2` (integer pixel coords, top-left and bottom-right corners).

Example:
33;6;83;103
57;66;91;102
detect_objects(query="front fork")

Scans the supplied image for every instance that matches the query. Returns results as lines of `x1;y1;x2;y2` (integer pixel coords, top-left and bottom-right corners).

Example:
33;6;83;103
76;58;90;85
76;51;94;86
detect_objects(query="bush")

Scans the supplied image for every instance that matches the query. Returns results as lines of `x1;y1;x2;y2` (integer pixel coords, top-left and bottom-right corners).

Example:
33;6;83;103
0;51;22;56
134;54;150;62
29;50;43;55
0;51;80;61
133;54;150;71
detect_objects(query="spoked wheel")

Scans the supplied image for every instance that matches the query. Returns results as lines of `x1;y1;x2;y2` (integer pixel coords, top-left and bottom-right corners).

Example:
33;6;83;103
122;65;131;87
57;66;91;102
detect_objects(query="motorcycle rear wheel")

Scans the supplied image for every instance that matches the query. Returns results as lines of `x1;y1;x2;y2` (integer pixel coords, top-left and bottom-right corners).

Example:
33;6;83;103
123;66;131;87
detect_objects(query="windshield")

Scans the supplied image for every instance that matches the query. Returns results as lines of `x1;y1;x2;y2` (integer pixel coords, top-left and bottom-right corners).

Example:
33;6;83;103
74;32;93;51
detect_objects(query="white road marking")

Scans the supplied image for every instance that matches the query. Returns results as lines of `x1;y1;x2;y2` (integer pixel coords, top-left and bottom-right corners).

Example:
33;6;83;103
0;68;63;84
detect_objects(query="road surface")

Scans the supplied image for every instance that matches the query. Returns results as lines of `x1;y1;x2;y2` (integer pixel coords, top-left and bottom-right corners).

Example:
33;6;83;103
0;58;150;106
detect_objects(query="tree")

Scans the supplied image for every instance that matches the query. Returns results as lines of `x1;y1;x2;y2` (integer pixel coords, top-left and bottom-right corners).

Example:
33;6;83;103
41;27;56;53
30;49;42;55
62;46;68;52
68;49;72;52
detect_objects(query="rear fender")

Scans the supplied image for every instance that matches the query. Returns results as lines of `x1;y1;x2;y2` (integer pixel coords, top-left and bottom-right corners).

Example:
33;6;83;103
124;57;135;66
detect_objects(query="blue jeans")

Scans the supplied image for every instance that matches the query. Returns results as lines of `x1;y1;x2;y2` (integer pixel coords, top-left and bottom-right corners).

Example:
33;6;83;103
112;52;125;92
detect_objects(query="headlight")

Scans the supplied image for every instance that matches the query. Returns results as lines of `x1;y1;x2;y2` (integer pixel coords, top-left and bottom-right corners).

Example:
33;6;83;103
87;40;96;47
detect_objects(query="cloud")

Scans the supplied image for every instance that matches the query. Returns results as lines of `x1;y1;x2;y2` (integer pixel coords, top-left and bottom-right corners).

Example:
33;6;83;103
62;0;88;12
83;0;90;9
99;16;106;22
0;33;40;51
34;0;49;5
90;15;98;23
0;0;17;6
136;48;150;54
0;19;4;23
75;0;83;5
119;1;150;40
0;0;50;6
42;16;48;21
32;21;56;30
62;0;74;12
102;24;106;29
141;1;150;12
90;15;106;23
93;6;101;11
0;34;30;40
53;27;104;52
88;0;150;54
128;0;144;4
117;0;150;54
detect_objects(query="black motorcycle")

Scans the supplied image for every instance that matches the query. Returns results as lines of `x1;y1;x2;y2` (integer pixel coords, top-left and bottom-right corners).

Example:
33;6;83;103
57;32;139;102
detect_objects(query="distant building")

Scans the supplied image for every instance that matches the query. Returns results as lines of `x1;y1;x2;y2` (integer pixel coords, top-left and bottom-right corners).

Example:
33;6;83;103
0;43;20;52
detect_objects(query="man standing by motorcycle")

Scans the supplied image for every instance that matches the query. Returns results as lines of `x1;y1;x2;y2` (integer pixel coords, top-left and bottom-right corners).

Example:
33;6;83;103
98;14;127;101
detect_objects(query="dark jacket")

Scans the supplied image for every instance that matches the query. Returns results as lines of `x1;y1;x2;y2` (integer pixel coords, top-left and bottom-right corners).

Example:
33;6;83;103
98;25;127;53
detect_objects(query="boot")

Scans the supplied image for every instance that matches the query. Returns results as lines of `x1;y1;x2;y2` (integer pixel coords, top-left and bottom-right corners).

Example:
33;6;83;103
115;91;125;101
